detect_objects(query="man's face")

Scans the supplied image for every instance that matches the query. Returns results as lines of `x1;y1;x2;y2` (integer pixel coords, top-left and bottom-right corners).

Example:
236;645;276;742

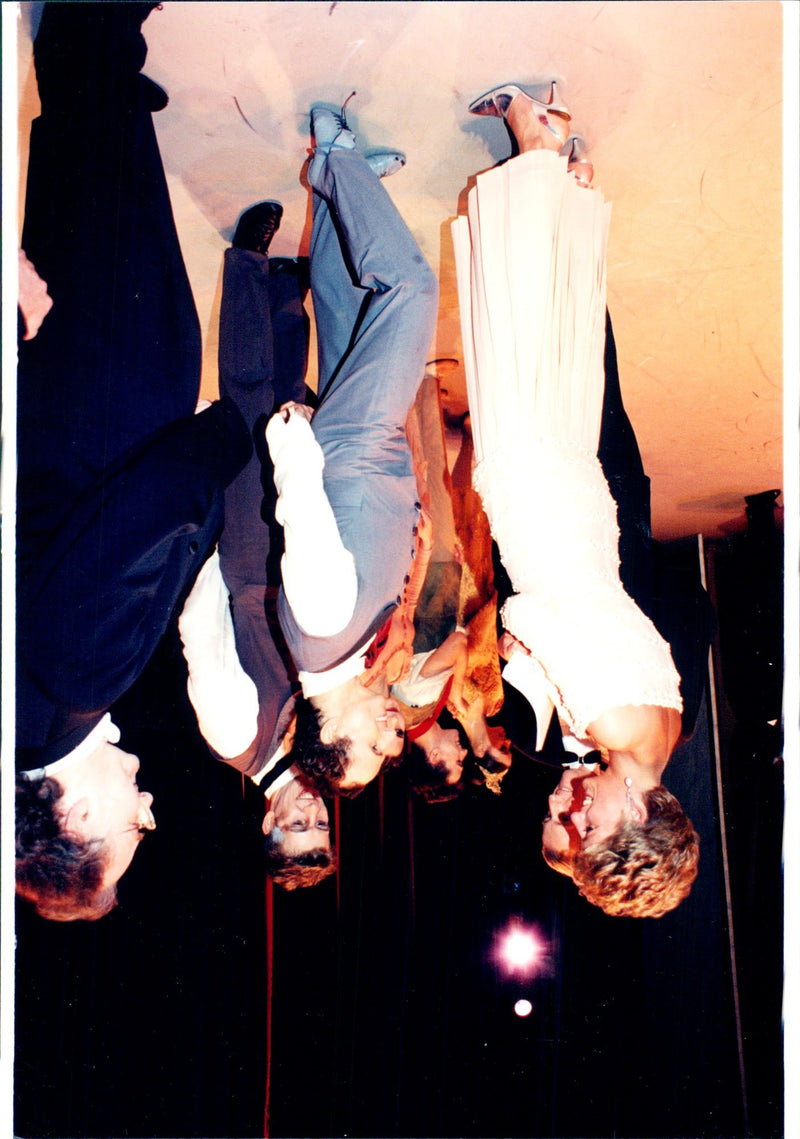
323;690;405;790
541;768;596;858
430;728;467;785
59;742;156;889
262;778;331;857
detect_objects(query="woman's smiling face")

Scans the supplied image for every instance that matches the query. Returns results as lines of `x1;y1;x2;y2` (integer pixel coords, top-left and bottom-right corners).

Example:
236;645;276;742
541;768;598;857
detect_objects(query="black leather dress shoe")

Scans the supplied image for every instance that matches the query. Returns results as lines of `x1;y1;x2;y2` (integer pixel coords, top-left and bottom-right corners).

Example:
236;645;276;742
140;74;169;112
231;201;284;256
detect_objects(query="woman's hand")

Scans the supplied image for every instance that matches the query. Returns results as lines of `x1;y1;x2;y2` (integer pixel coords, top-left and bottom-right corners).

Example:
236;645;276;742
415;504;434;554
498;630;531;661
447;635;470;718
447;688;471;720
462;706;491;757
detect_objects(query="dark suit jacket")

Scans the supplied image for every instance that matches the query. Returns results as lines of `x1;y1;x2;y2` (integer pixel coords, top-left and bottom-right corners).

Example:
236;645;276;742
17;401;250;769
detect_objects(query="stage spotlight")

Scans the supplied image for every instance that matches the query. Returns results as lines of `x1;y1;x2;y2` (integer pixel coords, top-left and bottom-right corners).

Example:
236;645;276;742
514;999;533;1018
493;921;544;977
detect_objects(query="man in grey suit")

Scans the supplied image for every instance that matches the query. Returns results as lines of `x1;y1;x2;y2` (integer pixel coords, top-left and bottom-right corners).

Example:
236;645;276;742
266;104;438;796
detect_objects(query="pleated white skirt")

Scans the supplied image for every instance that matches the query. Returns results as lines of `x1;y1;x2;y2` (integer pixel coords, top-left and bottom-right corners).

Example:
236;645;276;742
452;149;612;464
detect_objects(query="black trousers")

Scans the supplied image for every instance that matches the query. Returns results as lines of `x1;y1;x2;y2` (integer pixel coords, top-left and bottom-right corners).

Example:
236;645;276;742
18;2;202;565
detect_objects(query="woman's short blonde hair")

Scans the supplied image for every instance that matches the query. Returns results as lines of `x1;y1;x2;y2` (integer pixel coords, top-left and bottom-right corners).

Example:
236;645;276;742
571;785;699;919
541;845;575;878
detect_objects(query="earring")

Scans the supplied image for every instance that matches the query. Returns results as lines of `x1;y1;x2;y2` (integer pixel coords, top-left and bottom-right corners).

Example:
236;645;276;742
625;776;633;807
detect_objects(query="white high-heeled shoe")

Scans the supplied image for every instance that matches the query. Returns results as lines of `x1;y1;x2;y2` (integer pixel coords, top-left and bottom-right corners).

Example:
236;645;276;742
468;80;571;144
560;134;594;187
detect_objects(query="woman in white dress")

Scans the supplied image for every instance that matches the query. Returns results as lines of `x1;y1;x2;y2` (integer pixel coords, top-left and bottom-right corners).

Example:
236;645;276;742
452;81;699;918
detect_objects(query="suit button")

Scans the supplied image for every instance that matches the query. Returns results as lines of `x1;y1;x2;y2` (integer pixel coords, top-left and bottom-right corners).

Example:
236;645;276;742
414;501;421;510
404;574;410;585
396;595;402;605
189;540;199;554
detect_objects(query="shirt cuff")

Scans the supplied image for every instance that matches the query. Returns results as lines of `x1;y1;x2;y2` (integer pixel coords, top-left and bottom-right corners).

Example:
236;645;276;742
178;550;260;757
266;411;358;636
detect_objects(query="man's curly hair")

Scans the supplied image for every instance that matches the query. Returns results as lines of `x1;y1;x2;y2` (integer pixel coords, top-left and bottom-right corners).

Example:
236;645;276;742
292;694;404;797
263;833;337;891
15;776;118;922
571;785;699;919
291;696;353;797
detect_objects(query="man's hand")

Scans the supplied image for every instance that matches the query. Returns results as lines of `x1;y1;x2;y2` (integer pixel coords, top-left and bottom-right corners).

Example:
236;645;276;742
279;400;313;424
18;249;53;340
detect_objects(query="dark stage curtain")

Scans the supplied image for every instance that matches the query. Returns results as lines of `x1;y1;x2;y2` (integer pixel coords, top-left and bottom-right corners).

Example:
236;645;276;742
15;537;781;1139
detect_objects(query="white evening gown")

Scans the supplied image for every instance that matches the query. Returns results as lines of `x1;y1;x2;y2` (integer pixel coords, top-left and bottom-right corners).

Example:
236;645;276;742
451;150;681;742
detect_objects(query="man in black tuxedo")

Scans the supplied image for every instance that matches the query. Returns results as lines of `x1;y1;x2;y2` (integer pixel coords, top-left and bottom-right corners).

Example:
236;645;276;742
15;3;251;921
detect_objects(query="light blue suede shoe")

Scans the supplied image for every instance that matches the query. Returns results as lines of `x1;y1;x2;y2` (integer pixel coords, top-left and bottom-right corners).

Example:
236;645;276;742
310;102;357;152
365;150;406;179
309;95;406;183
308;98;357;185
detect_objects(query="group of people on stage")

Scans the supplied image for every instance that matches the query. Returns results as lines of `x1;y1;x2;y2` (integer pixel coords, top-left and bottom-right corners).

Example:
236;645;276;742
15;3;712;925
